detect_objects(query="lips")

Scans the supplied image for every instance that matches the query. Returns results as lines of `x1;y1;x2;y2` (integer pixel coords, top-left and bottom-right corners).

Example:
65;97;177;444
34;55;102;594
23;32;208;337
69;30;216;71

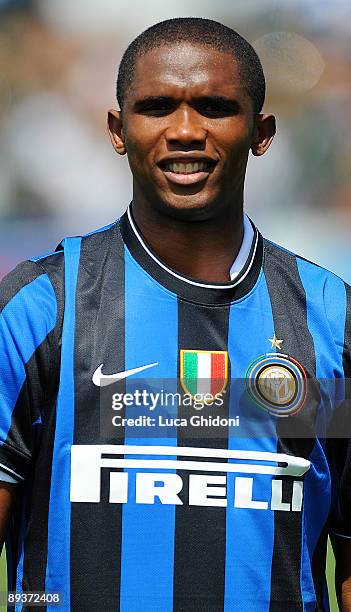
157;157;217;186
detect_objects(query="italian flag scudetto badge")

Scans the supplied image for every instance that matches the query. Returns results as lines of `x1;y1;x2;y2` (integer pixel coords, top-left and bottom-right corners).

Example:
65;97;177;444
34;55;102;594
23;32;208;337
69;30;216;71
180;349;228;399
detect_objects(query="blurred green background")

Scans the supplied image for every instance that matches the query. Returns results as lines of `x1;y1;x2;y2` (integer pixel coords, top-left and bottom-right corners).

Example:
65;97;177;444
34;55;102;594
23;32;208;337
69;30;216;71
0;2;349;611
0;0;350;280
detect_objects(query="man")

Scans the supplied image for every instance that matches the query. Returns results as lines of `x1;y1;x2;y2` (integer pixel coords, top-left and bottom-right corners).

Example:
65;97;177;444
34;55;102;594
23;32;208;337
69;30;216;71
0;17;350;612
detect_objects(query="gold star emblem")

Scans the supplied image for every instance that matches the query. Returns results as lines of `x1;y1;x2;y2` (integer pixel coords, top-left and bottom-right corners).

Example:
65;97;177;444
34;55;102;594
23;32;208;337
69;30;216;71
268;333;283;350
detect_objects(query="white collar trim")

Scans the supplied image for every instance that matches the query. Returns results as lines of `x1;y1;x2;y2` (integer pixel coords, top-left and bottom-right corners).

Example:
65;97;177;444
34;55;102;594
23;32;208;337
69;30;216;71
127;206;257;290
229;214;255;280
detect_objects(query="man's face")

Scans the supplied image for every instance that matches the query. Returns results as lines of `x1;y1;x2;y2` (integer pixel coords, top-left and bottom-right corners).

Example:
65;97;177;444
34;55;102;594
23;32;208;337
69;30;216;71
114;43;257;216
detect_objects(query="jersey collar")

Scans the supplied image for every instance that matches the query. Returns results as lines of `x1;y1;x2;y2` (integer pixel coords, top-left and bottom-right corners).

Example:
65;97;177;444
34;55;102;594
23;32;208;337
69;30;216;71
119;205;263;305
229;213;255;280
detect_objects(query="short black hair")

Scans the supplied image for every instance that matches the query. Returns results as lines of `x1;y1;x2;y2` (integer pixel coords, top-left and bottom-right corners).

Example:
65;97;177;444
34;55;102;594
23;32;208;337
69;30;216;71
116;17;265;114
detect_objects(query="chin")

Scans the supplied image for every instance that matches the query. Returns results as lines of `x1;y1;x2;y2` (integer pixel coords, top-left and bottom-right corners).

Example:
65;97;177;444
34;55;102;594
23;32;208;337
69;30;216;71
159;196;219;221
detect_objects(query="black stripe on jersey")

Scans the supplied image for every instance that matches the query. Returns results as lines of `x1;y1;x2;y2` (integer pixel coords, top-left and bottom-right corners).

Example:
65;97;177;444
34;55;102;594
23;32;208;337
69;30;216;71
173;300;230;611
340;282;351;441
18;252;64;598
20;382;57;596
311;518;329;611
328;282;351;539
325;282;351;548
6;255;63;610
0;260;44;313
263;242;317;611
70;225;125;611
0;252;64;600
343;283;351;380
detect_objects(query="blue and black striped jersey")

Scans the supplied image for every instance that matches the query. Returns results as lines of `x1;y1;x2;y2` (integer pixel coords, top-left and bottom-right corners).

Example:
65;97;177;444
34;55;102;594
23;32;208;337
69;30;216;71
0;207;350;611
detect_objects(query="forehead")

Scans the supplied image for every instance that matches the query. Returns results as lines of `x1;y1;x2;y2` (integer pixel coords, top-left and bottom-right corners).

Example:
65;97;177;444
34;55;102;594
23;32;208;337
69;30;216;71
130;43;245;99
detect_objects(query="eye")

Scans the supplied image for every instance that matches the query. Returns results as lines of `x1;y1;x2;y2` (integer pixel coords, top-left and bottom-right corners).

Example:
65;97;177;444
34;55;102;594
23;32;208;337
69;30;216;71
197;99;240;117
200;104;222;116
202;102;220;111
136;99;174;116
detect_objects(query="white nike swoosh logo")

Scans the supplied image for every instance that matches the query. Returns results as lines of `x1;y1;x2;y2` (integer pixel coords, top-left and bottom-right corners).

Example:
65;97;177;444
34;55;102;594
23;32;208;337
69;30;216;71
92;362;159;387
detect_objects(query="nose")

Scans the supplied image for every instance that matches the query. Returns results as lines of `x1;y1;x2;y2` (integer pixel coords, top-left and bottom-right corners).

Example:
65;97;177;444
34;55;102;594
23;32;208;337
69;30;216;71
165;107;207;148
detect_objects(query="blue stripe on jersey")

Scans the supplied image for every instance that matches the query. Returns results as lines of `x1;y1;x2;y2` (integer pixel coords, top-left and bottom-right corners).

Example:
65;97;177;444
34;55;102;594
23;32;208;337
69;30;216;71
225;273;276;612
45;237;81;610
296;259;346;605
0;275;57;447
120;247;178;612
296;260;346;380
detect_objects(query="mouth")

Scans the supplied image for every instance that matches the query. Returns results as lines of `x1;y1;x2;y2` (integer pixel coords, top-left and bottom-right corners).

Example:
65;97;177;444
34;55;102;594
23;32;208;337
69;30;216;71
157;158;218;186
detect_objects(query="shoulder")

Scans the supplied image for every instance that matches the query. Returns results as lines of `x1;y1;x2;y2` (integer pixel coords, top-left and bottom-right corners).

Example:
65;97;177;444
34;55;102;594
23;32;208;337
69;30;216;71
264;237;349;288
0;255;63;351
2;219;120;292
0;218;122;317
0;250;64;312
263;237;350;323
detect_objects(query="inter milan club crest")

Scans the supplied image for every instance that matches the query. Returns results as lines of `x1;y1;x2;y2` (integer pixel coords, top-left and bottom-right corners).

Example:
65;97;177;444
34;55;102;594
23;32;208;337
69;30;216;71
245;353;307;417
180;349;228;402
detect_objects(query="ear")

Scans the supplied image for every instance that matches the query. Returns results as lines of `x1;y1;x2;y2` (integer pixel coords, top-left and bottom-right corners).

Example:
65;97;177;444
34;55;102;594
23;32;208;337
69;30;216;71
250;114;276;157
107;109;126;155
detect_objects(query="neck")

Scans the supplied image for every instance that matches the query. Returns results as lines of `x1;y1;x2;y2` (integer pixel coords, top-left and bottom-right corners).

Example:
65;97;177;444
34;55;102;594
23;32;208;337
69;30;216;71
131;194;244;283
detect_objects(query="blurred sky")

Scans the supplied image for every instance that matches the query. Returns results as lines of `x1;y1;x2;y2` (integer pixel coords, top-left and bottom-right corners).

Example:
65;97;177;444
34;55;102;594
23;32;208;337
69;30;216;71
0;0;350;280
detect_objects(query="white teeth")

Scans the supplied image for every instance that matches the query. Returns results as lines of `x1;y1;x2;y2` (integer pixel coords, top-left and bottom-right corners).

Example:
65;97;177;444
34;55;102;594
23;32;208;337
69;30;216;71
164;161;210;174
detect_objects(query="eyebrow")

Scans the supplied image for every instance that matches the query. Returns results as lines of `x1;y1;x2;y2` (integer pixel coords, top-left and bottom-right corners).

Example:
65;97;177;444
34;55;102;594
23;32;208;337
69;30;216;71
133;95;242;112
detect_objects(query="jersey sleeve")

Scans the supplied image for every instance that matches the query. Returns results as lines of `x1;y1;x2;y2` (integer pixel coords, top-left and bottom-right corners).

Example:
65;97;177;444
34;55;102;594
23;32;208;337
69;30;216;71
0;260;58;481
328;436;351;539
328;282;351;539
